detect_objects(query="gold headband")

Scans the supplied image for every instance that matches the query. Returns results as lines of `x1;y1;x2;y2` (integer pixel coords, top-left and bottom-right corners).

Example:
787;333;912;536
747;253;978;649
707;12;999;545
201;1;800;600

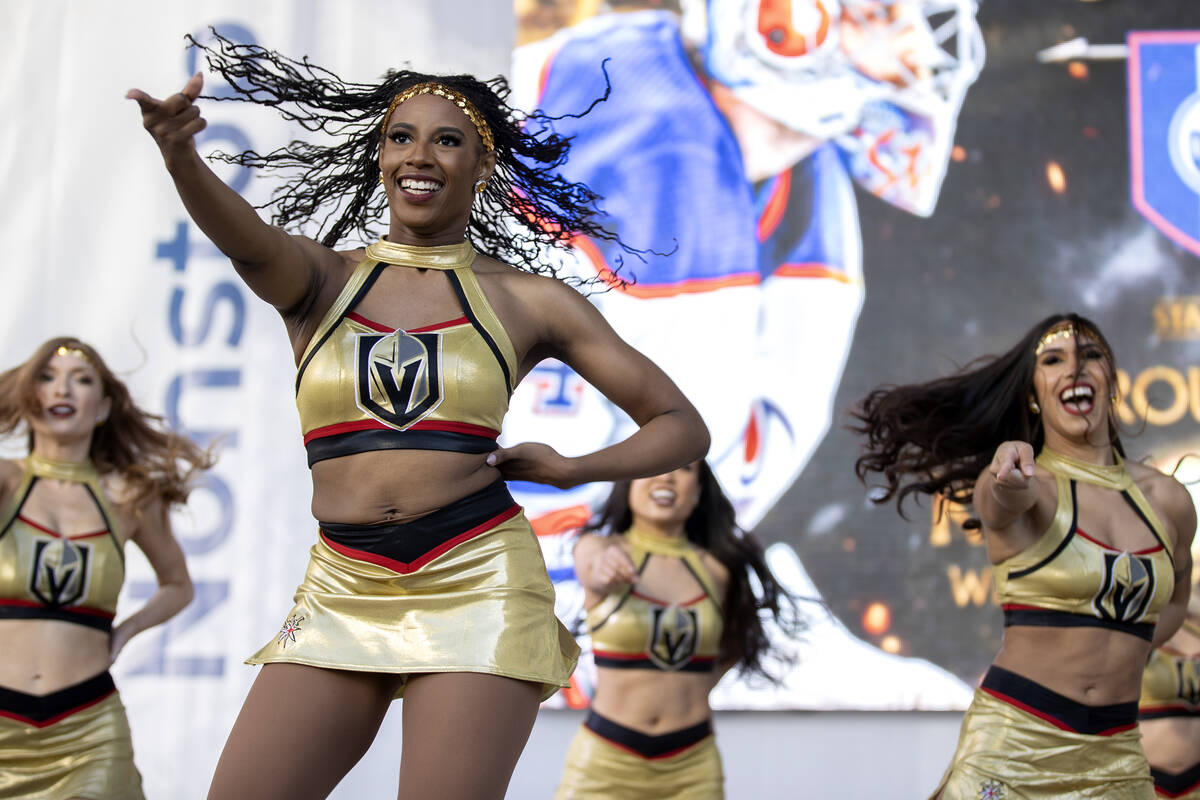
54;345;93;365
1034;321;1110;359
380;83;495;152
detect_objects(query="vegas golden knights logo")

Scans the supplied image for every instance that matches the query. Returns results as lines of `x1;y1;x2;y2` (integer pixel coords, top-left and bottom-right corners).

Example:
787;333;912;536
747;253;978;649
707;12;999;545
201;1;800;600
1092;552;1155;624
30;538;91;607
1176;660;1200;707
355;331;443;428
647;605;700;671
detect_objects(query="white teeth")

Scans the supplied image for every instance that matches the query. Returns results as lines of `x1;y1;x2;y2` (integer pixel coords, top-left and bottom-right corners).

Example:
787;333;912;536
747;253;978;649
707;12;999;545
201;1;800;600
650;489;676;502
48;404;74;416
400;178;442;193
1059;385;1094;403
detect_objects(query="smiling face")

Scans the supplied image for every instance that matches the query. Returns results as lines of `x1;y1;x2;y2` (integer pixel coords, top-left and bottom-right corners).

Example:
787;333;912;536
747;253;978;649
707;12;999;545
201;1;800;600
378;92;496;244
627;462;704;537
28;351;111;446
1031;325;1115;450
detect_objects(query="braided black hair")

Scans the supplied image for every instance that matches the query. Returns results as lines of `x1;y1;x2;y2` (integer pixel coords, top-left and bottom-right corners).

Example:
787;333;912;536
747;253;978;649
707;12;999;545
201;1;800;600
189;30;635;285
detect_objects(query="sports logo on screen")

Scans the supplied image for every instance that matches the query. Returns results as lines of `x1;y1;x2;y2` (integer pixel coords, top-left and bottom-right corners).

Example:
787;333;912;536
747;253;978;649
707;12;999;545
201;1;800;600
1129;31;1200;258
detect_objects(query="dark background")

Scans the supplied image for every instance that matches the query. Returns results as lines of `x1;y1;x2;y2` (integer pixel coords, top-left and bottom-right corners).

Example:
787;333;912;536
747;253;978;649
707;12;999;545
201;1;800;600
761;0;1200;681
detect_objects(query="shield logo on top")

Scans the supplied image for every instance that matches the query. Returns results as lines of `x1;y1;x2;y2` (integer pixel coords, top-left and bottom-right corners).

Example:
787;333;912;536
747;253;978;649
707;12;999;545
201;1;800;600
355;331;444;428
1129;31;1200;258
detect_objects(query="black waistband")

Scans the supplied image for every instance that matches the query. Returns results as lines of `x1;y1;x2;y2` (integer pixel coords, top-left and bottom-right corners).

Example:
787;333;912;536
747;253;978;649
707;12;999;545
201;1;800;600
981;665;1138;735
0;671;115;726
1140;705;1200;721
306;428;497;467
1003;607;1155;642
1152;761;1200;796
0;600;113;632
584;709;712;759
319;480;518;573
593;653;716;673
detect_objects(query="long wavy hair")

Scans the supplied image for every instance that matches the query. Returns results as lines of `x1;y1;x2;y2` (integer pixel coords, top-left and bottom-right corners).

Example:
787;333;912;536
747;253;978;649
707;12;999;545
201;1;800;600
851;313;1122;523
586;461;800;681
0;338;214;510
189;30;640;286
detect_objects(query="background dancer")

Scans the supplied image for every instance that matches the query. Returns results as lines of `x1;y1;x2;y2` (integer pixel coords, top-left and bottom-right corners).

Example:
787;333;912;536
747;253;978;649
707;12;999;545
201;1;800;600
556;460;797;799
1141;573;1200;799
128;34;708;800
853;313;1195;799
0;338;211;800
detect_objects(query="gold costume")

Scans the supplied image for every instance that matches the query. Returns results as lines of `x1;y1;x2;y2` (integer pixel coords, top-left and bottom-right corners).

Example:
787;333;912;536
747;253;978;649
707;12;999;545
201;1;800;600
253;240;578;696
933;449;1173;799
0;457;144;799
1140;623;1200;798
555;711;723;800
931;683;1153;800
587;526;723;673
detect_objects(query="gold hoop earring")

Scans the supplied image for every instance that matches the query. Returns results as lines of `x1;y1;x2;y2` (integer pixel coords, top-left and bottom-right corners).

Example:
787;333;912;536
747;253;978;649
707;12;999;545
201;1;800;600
474;180;487;194
1029;398;1040;415
379;173;386;185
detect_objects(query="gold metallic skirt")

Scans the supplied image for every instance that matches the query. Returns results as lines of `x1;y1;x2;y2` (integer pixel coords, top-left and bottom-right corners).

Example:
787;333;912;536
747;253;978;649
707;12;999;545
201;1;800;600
0;671;144;800
555;710;723;799
248;482;578;701
932;668;1154;799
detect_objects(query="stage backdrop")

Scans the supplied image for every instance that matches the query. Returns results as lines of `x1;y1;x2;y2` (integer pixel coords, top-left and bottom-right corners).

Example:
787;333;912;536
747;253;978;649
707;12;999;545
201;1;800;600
2;0;1200;797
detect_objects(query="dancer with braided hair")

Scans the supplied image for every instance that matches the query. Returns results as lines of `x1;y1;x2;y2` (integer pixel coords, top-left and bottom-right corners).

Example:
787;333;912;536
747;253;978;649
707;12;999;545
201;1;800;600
853;313;1195;799
128;34;708;800
0;338;213;800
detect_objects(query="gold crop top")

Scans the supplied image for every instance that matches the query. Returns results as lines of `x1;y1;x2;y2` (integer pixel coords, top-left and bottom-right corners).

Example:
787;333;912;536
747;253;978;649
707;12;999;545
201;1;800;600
1140;627;1200;719
587;528;724;673
296;239;518;467
994;448;1175;642
0;456;124;632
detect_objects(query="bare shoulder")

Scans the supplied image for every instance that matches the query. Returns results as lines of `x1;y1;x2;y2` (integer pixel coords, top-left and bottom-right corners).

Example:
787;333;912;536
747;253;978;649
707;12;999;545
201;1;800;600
473;254;580;303
0;458;24;498
698;548;731;589
1130;460;1196;527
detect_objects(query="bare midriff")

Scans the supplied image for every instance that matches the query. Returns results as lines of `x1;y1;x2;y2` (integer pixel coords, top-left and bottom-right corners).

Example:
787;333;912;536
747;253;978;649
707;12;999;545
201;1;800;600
1141;717;1200;773
0;619;110;694
590;668;717;735
310;449;502;524
993;625;1151;706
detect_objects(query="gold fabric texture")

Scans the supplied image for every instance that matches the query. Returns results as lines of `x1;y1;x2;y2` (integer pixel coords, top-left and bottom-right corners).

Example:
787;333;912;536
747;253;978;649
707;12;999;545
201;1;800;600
588;527;723;670
992;450;1174;625
0;458;125;622
1142;646;1200;711
555;725;724;800
295;251;518;447
930;689;1154;799
247;512;578;700
0;692;144;800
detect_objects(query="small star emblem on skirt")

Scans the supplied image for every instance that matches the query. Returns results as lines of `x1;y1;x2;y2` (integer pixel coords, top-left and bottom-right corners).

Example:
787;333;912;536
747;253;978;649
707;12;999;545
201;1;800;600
978;779;1006;800
276;614;305;648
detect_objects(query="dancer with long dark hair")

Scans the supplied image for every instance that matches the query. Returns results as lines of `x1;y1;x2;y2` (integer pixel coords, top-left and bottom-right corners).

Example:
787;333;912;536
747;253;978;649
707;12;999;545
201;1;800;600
556;460;795;799
0;337;212;800
128;34;708;800
854;313;1195;799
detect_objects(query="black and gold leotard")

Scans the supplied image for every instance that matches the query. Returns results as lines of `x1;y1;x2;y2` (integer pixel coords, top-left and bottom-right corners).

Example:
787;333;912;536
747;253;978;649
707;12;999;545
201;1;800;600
587;527;723;673
994;448;1175;642
0;455;124;632
295;239;518;467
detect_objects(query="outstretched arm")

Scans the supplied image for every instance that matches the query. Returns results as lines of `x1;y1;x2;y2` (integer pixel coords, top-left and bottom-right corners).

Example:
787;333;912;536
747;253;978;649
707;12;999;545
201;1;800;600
110;497;193;664
974;441;1041;530
488;278;710;487
127;73;341;317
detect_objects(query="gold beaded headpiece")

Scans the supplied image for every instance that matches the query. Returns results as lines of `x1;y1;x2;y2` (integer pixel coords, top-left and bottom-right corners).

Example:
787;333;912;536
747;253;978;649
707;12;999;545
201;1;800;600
54;344;94;365
381;83;495;152
1034;321;1110;359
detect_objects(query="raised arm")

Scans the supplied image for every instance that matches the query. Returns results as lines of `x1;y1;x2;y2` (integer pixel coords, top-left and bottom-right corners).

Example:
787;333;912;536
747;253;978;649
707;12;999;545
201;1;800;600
127;73;342;318
488;278;710;487
109;496;193;664
974;441;1041;530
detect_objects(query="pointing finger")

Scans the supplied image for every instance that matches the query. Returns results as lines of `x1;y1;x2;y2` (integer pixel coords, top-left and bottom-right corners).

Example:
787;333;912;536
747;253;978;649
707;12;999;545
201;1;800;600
181;72;203;102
